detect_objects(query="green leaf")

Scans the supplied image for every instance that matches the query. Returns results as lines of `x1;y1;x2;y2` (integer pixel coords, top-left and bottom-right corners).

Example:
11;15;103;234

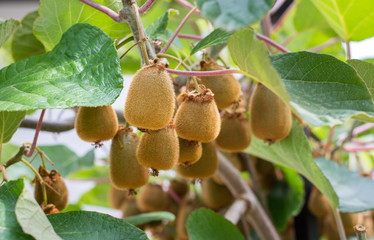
186;208;245;240
267;166;304;231
69;165;109;180
11;11;45;61
34;0;130;51
228;29;290;103
196;0;275;31
271;52;374;126
48;211;149;240
145;12;169;40
78;183;110;207
0;19;20;47
0;111;26;143
311;0;374;41
124;212;175;226
0;179;33;240
293;0;332;33
0;23;123;111
15;184;61;240
245;121;338;208
190;28;233;55
315;158;374;212
347;59;374;99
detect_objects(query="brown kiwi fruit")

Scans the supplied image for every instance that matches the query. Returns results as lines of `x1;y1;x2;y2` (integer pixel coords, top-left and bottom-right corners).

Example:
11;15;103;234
178;138;202;165
176;142;218;179
215;111;251;152
255;158;277;191
250;83;292;143
212;153;242;185
169;179;189;199
201;178;234;210
176;201;198;240
175;86;221;143
110;127;149;189
137;183;169;212
122;197;142;218
75;105;118;143
109;185;128;209
137;124;179;171
33;166;68;211
199;60;241;109
308;187;330;218
124;64;175;130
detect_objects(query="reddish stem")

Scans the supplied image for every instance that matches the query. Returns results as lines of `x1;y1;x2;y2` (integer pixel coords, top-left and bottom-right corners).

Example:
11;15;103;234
344;145;374;152
79;0;122;22
324;126;335;155
138;0;157;14
308;37;340;52
26;110;46;157
178;34;203;41
166;68;241;76
175;0;201;15
167;187;182;204
255;33;290;53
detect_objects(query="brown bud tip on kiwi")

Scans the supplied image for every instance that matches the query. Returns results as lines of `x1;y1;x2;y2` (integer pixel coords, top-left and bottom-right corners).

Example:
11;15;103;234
137;124;179;170
175;87;221;143
34;166;68;211
199;60;241;109
215;111;251;152
124;64;175;130
75;105;118;143
178;138;202;165
307;187;330;218
250;84;292;143
43;204;60;215
110;127;149;189
201;178;234;210
176;142;218;179
109;185;129;209
136;183;169;212
169;178;190;199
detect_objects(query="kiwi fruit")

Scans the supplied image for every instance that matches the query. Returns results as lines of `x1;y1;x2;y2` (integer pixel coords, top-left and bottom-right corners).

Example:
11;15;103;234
308;187;330;218
137;124;179;171
255;158;277;191
175;87;221;143
75;105;118;143
200;60;241;109
124;64;175;130
109;127;149;189
327;211;363;237
169;179;189;199
249;83;292;143
201;178;234;210
176;142;218;179
33;166;68;211
109;185;128;209
176;201;196;240
178;138;202;165
122;197;142;218
215;111;251;152
137;183;169;212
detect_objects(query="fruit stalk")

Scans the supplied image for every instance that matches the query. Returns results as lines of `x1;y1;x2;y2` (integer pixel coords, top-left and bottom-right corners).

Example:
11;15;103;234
79;0;123;22
332;208;348;240
25;109;46;157
354;225;368;240
138;0;157;14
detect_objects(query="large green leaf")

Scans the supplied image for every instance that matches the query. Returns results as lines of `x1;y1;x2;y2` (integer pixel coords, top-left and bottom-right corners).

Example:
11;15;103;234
12;11;45;62
0;23;123;111
124;212;175;226
0;19;20;47
48;211;149;240
315;158;374;212
267;166;304;231
348;59;374;99
196;0;275;31
191;28;233;55
245;121;338;207
311;0;374;41
271;52;374;126
34;0;130;51
186;208;245;240
0;111;26;143
228;29;290;103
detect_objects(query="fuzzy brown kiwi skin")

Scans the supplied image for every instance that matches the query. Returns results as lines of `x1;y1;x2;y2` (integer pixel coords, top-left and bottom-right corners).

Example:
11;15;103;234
169;179;189;199
176;142;218;179
34;166;68;211
175;88;221;143
176;201;197;240
250;84;292;143
178;138;202;165
200;60;241;109
215;111;251;153
110;127;149;189
201;178;234;210
136;183;169;212
137;125;179;171
307;187;330;218
109;185;128;209
75;105;118;143
124;64;175;130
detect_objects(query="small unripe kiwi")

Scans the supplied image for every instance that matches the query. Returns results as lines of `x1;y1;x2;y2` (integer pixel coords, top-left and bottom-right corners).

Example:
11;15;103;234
201;178;234;210
75;105;118;143
169;179;189;199
176;142;218;179
110;127;149;189
137;183;169;212
178;138;202;165
215;111;251;152
34;166;68;211
137;124;179;171
109;185;128;209
307;187;330;218
250;83;292;143
124;64;175;130
200;60;241;109
175;87;221;143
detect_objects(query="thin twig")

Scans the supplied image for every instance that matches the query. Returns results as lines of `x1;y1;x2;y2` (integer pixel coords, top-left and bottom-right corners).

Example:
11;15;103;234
323;125;335;156
346;41;351;60
120;40;142;59
332;208;347;240
178;34;203;41
79;0;123;22
166;68;241;76
330;121;360;157
132;3;150;64
138;0;157;14
175;0;201;15
26;110;46;158
261;14;272;37
308;37;340;52
255;33;290;53
157;53;191;70
116;36;134;50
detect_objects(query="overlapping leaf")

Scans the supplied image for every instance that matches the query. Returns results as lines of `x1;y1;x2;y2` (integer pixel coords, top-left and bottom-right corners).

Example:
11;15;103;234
191;28;233;55
348;59;374;99
0;111;26;143
0;19;20;47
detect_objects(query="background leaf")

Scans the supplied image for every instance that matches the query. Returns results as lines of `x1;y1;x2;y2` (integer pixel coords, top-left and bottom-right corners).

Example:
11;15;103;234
0;19;20;47
124;212;175;226
348;59;374;99
48;211;149;240
78;183;110;208
0;111;26;143
145;12;169;40
34;0;130;51
0;23;123;111
196;0;275;31
191;28;233;55
69;165;109;180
